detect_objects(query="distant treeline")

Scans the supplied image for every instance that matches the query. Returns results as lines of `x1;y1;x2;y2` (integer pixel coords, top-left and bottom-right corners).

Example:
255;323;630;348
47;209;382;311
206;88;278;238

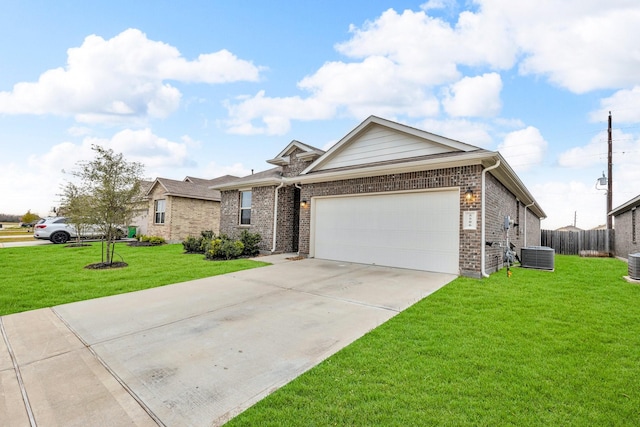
0;214;22;222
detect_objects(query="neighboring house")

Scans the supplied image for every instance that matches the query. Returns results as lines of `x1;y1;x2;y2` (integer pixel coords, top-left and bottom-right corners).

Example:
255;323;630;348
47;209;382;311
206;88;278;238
129;180;154;237
556;225;582;232
146;175;237;242
214;116;545;278
610;194;640;259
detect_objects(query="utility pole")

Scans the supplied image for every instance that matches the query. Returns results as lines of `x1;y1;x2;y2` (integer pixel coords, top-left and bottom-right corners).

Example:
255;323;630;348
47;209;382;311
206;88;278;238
607;111;613;230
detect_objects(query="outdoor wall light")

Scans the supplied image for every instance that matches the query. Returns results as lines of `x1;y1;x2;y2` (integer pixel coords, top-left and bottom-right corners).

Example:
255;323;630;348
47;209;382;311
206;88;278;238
465;188;474;201
300;200;308;208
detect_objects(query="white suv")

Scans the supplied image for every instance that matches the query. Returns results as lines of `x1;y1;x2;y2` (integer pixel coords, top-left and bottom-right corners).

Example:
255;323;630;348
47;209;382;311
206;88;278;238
34;217;123;244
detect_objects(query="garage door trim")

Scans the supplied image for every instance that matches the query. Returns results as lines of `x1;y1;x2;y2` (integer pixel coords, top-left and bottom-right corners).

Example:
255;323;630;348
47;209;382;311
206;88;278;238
310;187;460;273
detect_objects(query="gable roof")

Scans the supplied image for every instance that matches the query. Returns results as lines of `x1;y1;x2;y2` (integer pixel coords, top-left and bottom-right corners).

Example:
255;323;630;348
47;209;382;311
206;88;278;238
147;177;222;201
212;167;283;191
184;175;239;186
610;194;640;216
267;140;325;166
301;115;482;174
210;116;545;219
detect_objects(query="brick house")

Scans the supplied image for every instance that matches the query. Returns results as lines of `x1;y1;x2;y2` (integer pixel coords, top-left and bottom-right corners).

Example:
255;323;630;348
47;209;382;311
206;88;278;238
214;116;545;278
611;194;640;259
145;175;237;242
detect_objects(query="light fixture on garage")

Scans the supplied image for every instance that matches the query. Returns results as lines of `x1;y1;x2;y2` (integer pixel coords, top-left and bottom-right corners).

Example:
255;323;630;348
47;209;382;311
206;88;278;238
465;188;474;202
300;200;308;208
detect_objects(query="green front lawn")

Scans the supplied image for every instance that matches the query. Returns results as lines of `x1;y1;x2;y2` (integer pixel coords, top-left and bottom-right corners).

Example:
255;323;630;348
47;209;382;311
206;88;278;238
228;256;640;426
0;243;268;316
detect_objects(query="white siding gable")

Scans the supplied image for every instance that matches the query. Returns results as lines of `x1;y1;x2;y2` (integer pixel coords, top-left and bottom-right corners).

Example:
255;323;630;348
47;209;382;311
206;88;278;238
317;124;455;171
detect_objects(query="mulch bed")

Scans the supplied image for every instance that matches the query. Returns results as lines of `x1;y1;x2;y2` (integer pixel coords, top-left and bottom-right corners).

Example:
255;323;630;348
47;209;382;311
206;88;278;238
127;241;163;247
84;262;128;270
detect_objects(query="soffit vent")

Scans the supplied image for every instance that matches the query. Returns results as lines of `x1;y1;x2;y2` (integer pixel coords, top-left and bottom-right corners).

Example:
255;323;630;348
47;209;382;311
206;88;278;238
629;253;640;280
521;246;555;270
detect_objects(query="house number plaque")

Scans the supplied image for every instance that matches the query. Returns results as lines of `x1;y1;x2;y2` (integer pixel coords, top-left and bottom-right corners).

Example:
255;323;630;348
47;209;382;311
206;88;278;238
463;211;477;230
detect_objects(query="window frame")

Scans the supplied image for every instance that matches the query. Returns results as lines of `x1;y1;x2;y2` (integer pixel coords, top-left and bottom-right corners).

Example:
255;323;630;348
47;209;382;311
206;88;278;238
154;199;166;224
239;190;252;225
633;208;637;244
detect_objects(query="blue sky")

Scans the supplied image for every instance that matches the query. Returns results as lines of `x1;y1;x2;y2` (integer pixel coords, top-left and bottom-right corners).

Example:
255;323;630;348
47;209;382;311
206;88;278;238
1;0;639;229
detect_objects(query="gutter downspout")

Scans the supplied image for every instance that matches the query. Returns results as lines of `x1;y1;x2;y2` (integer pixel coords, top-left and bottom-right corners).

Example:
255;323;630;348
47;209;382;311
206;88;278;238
271;182;285;253
481;159;501;278
523;201;535;247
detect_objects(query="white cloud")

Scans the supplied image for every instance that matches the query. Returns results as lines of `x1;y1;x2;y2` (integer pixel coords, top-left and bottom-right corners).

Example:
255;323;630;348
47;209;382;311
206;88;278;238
203;161;252;179
442;73;502;117
477;0;640;93
497;126;548;172
417;118;493;147
558;129;640;169
420;0;455;11
557;132;609;168
224;90;336;135
535;180;609;229
0;163;64;217
223;2;640;135
591;86;640;123
0;28;262;124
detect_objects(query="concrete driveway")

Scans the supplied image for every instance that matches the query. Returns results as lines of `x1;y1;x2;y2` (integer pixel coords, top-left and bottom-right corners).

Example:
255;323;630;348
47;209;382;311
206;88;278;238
0;255;456;427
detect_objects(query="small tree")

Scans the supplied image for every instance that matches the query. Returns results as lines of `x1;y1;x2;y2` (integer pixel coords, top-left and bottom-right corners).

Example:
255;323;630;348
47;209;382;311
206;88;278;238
20;210;39;225
70;145;145;265
60;183;94;245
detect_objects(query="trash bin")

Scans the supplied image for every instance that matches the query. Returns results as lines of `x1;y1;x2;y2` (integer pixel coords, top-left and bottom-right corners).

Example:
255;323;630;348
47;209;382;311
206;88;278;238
127;226;137;238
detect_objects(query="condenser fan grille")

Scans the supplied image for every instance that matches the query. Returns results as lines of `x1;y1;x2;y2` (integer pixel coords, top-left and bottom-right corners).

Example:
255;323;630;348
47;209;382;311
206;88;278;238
521;246;555;270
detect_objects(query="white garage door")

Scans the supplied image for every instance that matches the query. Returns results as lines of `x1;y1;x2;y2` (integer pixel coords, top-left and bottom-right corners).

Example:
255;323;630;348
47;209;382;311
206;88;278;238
312;190;459;274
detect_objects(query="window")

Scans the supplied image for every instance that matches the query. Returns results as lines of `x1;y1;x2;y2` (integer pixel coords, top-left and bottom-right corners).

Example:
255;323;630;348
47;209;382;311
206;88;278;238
516;201;520;236
633;208;637;244
154;199;166;224
240;191;252;225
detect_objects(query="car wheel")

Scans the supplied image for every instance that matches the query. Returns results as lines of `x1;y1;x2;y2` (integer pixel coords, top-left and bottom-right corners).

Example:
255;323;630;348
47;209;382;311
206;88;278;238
50;231;70;244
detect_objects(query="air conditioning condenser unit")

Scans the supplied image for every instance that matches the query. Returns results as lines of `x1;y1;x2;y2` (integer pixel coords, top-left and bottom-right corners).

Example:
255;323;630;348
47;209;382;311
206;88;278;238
521;246;555;270
629;253;640;280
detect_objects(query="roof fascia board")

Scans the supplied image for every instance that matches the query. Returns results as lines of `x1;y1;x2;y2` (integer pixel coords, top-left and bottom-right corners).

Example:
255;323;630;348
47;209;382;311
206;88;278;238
267;140;323;166
163;193;219;201
212;177;284;191
294;151;492;184
609;194;640;216
266;156;290;166
483;153;546;218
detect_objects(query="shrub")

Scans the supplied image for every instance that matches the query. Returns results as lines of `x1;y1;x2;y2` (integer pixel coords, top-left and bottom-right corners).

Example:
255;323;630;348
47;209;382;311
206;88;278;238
239;230;262;256
137;235;166;245
147;236;166;245
182;234;212;253
219;240;245;260
204;237;245;260
182;236;201;253
200;230;214;240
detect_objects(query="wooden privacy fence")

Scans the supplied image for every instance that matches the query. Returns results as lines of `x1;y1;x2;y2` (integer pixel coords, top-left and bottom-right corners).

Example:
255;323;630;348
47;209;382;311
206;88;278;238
540;229;614;255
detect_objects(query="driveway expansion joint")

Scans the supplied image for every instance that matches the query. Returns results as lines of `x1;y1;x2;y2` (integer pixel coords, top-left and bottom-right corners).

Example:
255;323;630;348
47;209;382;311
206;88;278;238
0;316;37;427
51;308;165;427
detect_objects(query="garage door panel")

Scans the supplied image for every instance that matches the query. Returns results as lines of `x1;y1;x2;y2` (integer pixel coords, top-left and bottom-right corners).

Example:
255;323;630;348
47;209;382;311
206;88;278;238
313;191;460;274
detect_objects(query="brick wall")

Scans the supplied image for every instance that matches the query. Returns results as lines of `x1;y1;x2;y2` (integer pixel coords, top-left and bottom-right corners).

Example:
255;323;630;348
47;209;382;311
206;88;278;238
146;185;171;240
484;173;542;275
220;149;315;253
166;196;220;242
146;185;220;242
275;186;299;252
614;208;639;258
220;186;277;251
220;163;542;278
282;148;314;177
